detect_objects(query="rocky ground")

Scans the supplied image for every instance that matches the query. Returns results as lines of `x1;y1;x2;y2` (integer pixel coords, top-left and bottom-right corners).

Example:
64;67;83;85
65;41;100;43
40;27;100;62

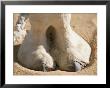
13;13;97;75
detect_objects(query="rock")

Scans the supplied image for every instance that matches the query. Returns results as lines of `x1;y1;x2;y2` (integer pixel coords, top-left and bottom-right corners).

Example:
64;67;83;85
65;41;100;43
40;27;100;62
14;29;27;45
14;27;26;45
13;13;20;31
14;15;27;45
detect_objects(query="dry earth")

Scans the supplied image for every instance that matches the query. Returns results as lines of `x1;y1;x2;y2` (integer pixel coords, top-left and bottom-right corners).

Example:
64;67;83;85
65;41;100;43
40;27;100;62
13;13;97;75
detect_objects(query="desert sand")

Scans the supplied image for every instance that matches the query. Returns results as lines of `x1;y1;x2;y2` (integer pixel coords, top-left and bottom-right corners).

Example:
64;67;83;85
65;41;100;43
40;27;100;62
13;13;97;75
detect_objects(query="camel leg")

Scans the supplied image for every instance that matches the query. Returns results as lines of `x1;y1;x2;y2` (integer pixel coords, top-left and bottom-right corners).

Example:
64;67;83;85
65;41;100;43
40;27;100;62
62;14;91;71
53;14;91;71
17;14;55;71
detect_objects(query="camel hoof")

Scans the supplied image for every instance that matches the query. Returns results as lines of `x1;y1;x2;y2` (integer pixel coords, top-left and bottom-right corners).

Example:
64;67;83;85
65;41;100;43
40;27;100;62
74;61;82;71
42;63;54;72
74;61;87;72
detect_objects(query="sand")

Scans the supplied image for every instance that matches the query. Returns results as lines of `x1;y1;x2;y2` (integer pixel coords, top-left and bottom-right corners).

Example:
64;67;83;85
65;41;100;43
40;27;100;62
13;13;97;75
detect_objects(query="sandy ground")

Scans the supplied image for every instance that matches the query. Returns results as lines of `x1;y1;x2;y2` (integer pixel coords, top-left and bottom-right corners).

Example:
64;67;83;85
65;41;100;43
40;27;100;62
13;13;97;75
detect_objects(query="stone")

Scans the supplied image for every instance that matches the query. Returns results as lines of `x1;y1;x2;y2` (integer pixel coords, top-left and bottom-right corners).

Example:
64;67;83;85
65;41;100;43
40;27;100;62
18;13;91;72
14;15;27;45
14;29;27;45
18;16;26;30
13;13;20;31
